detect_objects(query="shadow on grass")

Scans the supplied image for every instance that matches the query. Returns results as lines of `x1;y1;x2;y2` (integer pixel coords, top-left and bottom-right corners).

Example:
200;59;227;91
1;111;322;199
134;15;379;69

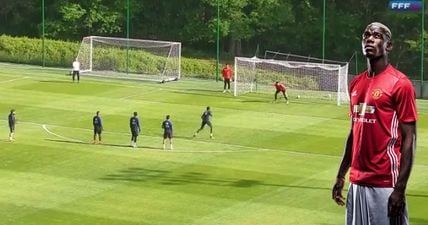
173;135;215;141
100;167;331;191
39;80;73;84
46;139;159;150
239;99;270;103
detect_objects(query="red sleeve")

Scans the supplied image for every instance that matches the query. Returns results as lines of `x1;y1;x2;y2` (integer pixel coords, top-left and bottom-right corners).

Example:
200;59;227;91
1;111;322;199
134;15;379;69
392;78;417;123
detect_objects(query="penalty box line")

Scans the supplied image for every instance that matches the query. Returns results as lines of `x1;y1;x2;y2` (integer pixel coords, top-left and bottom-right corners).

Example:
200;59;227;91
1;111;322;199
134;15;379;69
4;119;428;169
2;120;344;157
42;124;84;143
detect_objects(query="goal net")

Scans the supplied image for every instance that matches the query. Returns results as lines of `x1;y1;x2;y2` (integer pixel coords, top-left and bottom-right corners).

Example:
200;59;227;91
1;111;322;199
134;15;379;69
76;36;181;82
234;56;349;105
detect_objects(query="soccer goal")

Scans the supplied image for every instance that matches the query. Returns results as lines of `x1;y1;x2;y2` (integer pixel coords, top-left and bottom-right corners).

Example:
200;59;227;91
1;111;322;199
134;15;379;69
234;56;349;105
76;36;181;82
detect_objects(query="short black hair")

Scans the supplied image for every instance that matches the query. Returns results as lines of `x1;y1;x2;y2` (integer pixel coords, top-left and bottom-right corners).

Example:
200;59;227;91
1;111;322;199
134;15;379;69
133;112;138;116
166;115;170;119
206;106;210;110
366;22;392;41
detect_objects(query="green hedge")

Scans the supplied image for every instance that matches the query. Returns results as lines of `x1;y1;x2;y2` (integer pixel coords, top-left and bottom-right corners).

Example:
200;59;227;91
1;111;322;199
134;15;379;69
0;35;319;88
0;35;78;67
0;35;217;79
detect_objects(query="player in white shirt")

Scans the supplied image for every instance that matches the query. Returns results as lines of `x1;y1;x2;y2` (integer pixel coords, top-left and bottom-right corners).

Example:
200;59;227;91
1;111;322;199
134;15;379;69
72;58;80;82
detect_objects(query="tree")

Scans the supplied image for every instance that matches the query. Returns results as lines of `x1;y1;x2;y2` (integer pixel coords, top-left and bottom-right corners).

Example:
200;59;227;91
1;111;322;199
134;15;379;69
43;0;124;40
0;0;39;36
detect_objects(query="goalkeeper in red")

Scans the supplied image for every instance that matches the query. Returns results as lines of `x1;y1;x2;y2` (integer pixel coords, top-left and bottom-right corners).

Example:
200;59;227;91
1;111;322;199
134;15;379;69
274;81;289;104
222;64;233;93
332;22;417;225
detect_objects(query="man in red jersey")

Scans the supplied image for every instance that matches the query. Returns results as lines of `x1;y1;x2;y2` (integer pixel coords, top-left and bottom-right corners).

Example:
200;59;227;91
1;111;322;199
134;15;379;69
222;64;233;93
274;81;289;104
332;22;417;225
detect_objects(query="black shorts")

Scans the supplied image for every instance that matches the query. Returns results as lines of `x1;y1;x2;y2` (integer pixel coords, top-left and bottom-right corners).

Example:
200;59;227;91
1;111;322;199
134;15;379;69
94;126;102;134
201;121;212;128
9;125;15;133
131;129;139;137
163;132;172;139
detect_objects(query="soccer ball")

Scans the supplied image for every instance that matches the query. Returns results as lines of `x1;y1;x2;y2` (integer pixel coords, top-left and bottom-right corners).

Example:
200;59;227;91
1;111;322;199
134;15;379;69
297;95;300;99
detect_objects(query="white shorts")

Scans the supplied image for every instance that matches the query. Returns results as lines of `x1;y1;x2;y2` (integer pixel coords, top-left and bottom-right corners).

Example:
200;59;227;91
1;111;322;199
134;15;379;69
346;183;408;225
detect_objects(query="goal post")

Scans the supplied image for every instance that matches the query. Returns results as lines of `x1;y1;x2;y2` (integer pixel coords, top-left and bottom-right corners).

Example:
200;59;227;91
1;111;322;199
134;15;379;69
233;56;350;105
76;36;181;82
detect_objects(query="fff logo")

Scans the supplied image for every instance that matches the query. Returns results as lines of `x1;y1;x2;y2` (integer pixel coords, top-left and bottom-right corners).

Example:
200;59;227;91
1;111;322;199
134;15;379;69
389;1;422;11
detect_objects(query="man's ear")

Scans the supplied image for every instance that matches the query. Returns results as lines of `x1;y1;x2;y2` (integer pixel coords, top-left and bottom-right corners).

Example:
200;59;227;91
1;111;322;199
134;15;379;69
386;40;393;52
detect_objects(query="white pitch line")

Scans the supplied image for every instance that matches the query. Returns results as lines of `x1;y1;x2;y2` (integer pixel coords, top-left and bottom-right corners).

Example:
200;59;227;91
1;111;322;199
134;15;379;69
42;124;84;143
0;76;28;84
18;120;335;156
37;122;337;156
4;120;428;165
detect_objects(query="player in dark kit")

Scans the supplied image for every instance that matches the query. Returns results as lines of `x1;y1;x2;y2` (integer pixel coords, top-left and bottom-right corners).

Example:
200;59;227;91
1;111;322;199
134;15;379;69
93;111;103;144
193;106;213;139
8;109;16;141
129;112;141;148
161;115;173;150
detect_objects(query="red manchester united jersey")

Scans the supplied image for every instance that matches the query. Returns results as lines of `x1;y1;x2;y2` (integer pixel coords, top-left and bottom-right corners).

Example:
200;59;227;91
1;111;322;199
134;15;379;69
349;64;417;187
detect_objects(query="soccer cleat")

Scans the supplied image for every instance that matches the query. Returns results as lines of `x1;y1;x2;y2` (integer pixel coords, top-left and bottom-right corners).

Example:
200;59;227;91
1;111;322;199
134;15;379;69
210;134;214;139
223;90;226;93
286;101;289;104
193;133;197;137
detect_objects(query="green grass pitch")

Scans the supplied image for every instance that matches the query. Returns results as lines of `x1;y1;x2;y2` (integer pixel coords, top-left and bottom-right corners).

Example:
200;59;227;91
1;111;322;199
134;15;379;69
0;63;427;225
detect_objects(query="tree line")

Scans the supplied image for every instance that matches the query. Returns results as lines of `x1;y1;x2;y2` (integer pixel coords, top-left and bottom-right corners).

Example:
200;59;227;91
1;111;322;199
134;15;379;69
0;0;426;78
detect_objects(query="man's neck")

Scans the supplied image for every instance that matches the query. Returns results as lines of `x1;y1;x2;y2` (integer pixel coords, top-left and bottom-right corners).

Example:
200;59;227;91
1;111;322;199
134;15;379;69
367;57;389;77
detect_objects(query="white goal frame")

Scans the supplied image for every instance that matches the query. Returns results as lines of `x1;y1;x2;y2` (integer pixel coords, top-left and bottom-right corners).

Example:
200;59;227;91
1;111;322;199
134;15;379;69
76;36;181;82
234;56;350;105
